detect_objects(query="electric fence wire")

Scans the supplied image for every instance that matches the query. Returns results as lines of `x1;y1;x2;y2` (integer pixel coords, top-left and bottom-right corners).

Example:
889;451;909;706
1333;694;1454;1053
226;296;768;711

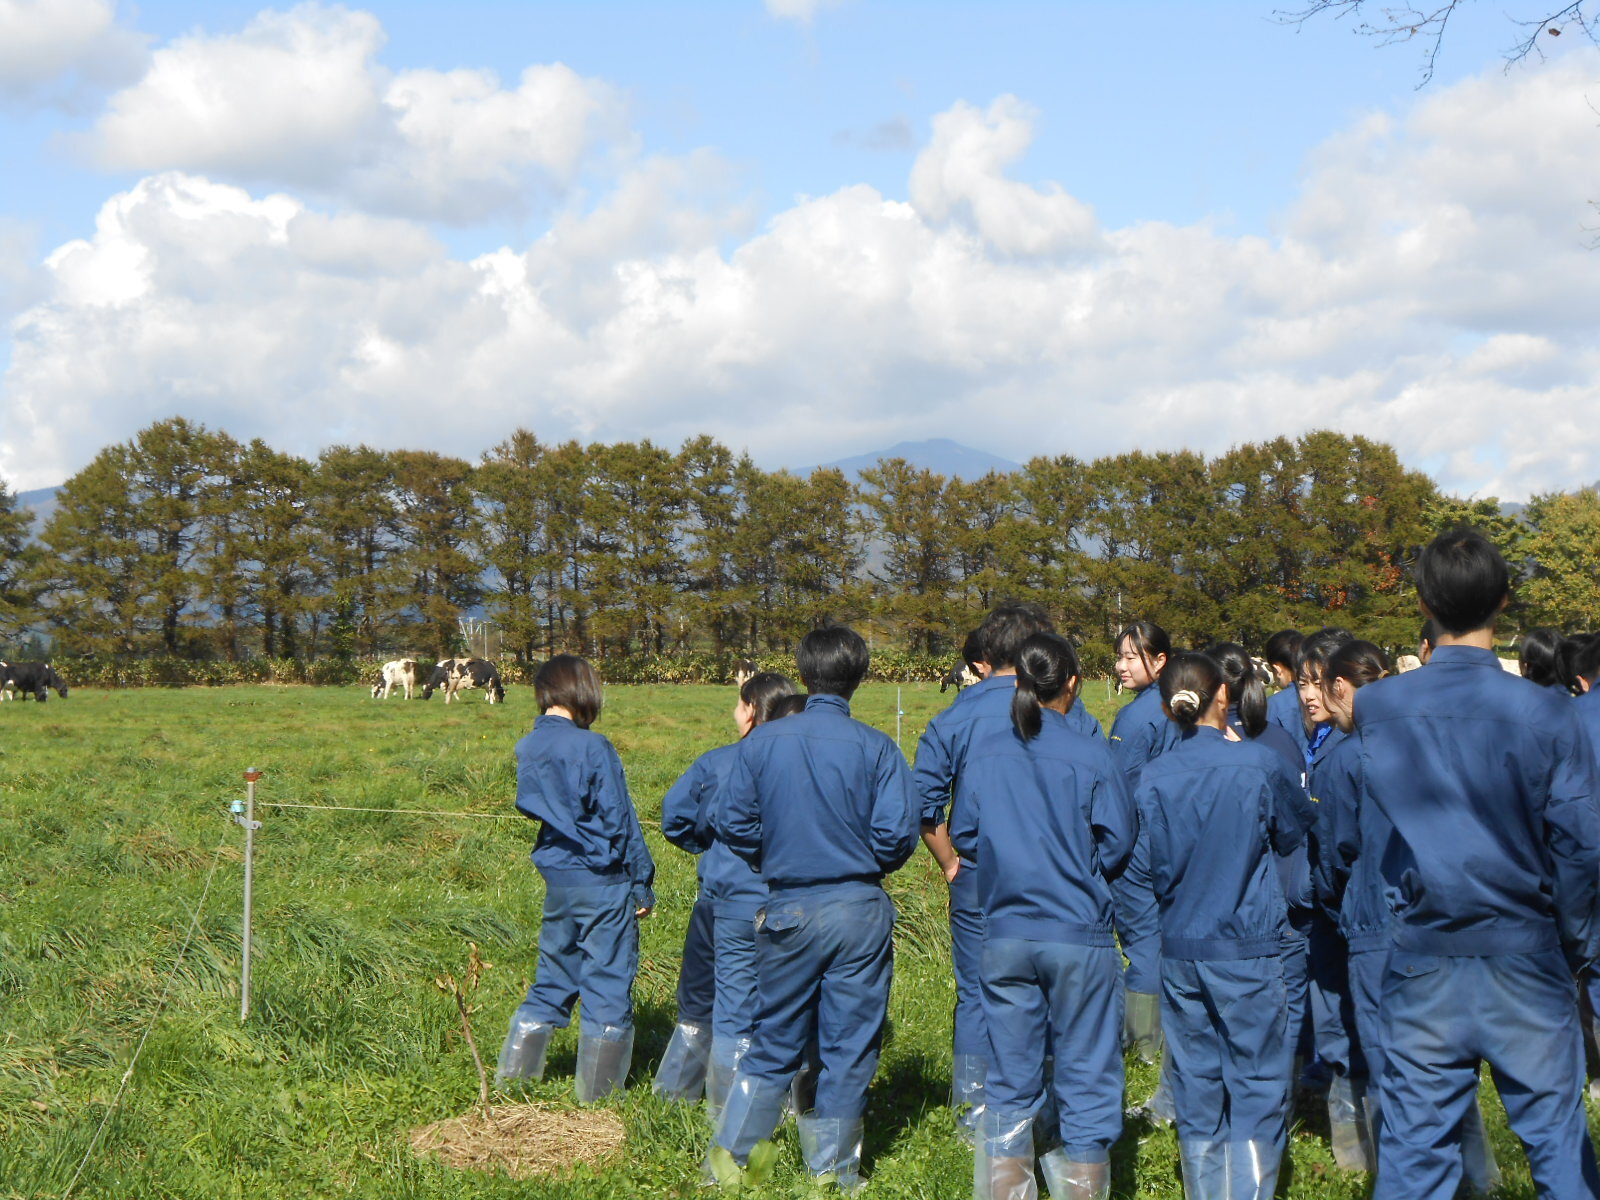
260;801;521;820
61;826;232;1200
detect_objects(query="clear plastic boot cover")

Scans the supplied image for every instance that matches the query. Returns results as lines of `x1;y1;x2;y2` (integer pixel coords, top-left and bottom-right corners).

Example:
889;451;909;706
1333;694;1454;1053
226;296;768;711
953;1053;990;1143
1123;991;1163;1064
1178;1138;1228;1200
1139;1054;1175;1125
652;1019;711;1102
975;1111;1038;1200
797;1114;865;1191
1037;1148;1110;1200
1461;1095;1503;1194
1327;1075;1375;1172
495;1009;554;1082
574;1023;635;1102
705;1035;752;1125
711;1074;792;1166
789;1039;821;1117
1229;1139;1283;1200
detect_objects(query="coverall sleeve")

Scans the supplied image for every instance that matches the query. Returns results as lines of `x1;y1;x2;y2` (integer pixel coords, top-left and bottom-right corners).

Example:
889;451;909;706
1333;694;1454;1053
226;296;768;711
1266;757;1317;857
604;742;656;910
660;756;712;854
713;740;764;869
948;770;981;861
1312;757;1360;914
1109;707;1159;788
871;740;920;873
911;715;956;827
1091;760;1138;879
1545;713;1600;969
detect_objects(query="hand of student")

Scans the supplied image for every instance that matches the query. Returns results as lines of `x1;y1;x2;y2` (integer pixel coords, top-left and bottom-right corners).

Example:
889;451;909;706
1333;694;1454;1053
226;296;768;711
943;859;961;884
636;905;653;919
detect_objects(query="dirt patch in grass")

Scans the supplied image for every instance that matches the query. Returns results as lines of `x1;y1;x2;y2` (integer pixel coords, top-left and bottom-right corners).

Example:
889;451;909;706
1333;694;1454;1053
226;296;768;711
409;1103;625;1179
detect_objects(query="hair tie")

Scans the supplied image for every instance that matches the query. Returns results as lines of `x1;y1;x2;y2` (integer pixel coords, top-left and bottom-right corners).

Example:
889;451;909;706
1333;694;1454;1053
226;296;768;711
1172;688;1201;711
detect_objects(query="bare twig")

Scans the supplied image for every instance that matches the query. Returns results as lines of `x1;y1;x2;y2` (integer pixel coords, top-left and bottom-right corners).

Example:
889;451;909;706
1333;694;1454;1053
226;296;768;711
1275;1;1597;84
435;942;493;1121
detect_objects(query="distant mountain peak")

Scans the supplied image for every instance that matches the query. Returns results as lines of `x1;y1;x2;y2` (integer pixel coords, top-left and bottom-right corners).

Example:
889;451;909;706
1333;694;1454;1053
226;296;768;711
804;438;1020;481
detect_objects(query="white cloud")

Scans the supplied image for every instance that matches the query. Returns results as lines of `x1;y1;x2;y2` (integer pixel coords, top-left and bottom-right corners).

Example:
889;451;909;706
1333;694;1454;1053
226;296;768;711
6;55;1600;500
0;0;147;108
84;4;628;224
763;0;848;25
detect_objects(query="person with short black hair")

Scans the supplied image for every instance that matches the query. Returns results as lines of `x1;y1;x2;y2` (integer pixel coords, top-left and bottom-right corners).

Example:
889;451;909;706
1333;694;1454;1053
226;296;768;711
1131;650;1315;1200
656;672;798;1119
710;626;918;1187
1262;629;1306;739
1520;627;1572;694
1355;527;1600;1199
950;632;1135;1200
496;655;656;1102
1417;618;1440;665
1316;641;1501;1190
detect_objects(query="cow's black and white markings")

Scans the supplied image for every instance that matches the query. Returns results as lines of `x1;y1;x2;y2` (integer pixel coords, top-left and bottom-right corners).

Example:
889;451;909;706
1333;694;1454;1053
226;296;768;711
1;661;67;702
939;661;981;694
371;658;422;700
423;657;505;703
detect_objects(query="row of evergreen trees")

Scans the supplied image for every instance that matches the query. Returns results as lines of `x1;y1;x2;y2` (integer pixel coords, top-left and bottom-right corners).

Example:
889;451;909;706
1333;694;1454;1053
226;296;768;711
2;418;1595;668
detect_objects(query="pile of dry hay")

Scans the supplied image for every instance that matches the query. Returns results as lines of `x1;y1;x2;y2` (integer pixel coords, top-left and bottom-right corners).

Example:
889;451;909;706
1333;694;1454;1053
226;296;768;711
410;1102;625;1180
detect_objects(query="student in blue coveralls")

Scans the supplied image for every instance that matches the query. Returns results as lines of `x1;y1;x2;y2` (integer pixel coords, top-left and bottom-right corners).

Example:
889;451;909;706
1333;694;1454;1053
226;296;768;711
915;604;1098;1139
950;632;1135;1200
1570;635;1600;1100
1296;627;1377;1168
1210;642;1316;1114
496;655;656;1102
656;672;798;1118
1355;528;1600;1200
1107;621;1180;1080
1262;629;1306;741
1314;640;1500;1192
710;626;919;1188
1130;651;1315;1200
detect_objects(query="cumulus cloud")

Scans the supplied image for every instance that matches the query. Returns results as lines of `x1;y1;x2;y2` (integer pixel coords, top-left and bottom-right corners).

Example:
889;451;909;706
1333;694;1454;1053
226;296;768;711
83;4;628;223
0;0;147;108
6;55;1600;500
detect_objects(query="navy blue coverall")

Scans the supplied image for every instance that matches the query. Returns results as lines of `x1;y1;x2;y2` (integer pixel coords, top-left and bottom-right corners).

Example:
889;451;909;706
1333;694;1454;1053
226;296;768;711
1355;646;1600;1200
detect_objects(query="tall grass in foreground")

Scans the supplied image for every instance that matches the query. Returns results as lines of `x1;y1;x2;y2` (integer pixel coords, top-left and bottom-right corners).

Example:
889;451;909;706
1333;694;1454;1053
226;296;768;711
0;682;1550;1197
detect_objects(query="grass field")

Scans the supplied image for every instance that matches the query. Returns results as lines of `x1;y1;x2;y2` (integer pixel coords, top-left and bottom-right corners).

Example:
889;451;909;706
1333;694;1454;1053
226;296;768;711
0;680;1565;1198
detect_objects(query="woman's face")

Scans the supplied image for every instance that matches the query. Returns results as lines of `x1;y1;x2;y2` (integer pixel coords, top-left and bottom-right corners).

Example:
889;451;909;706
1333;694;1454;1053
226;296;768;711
734;698;755;738
1298;669;1327;725
1321;675;1356;734
1116;639;1165;691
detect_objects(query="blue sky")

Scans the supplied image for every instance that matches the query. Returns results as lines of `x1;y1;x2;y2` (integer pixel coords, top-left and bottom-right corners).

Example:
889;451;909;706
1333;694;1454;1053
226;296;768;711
2;1;1598;497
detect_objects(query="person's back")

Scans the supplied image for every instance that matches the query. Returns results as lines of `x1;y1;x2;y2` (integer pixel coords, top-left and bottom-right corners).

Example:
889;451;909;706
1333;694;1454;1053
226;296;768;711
1358;649;1595;952
1139;730;1308;959
954;711;1133;941
724;694;915;891
1353;528;1600;1200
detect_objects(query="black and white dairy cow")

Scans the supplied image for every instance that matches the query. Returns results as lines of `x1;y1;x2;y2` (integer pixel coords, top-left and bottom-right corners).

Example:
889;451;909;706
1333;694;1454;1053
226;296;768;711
939;660;981;694
423;657;505;703
1;660;68;702
371;658;422;700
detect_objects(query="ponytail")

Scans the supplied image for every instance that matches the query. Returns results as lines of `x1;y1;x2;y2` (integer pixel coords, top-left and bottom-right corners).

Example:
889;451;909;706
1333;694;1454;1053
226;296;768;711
1205;642;1266;736
1160;652;1224;730
1011;632;1081;741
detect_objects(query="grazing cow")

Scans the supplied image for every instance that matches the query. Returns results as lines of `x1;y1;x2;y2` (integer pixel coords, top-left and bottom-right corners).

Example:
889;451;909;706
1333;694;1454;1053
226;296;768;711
733;659;759;688
1396;653;1423;674
423;657;505;703
939;661;981;694
2;661;67;702
1248;655;1275;689
371;658;422;700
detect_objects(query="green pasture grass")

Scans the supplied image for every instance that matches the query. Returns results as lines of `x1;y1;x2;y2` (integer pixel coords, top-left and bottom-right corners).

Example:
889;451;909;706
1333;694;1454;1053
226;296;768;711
0;681;1553;1197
